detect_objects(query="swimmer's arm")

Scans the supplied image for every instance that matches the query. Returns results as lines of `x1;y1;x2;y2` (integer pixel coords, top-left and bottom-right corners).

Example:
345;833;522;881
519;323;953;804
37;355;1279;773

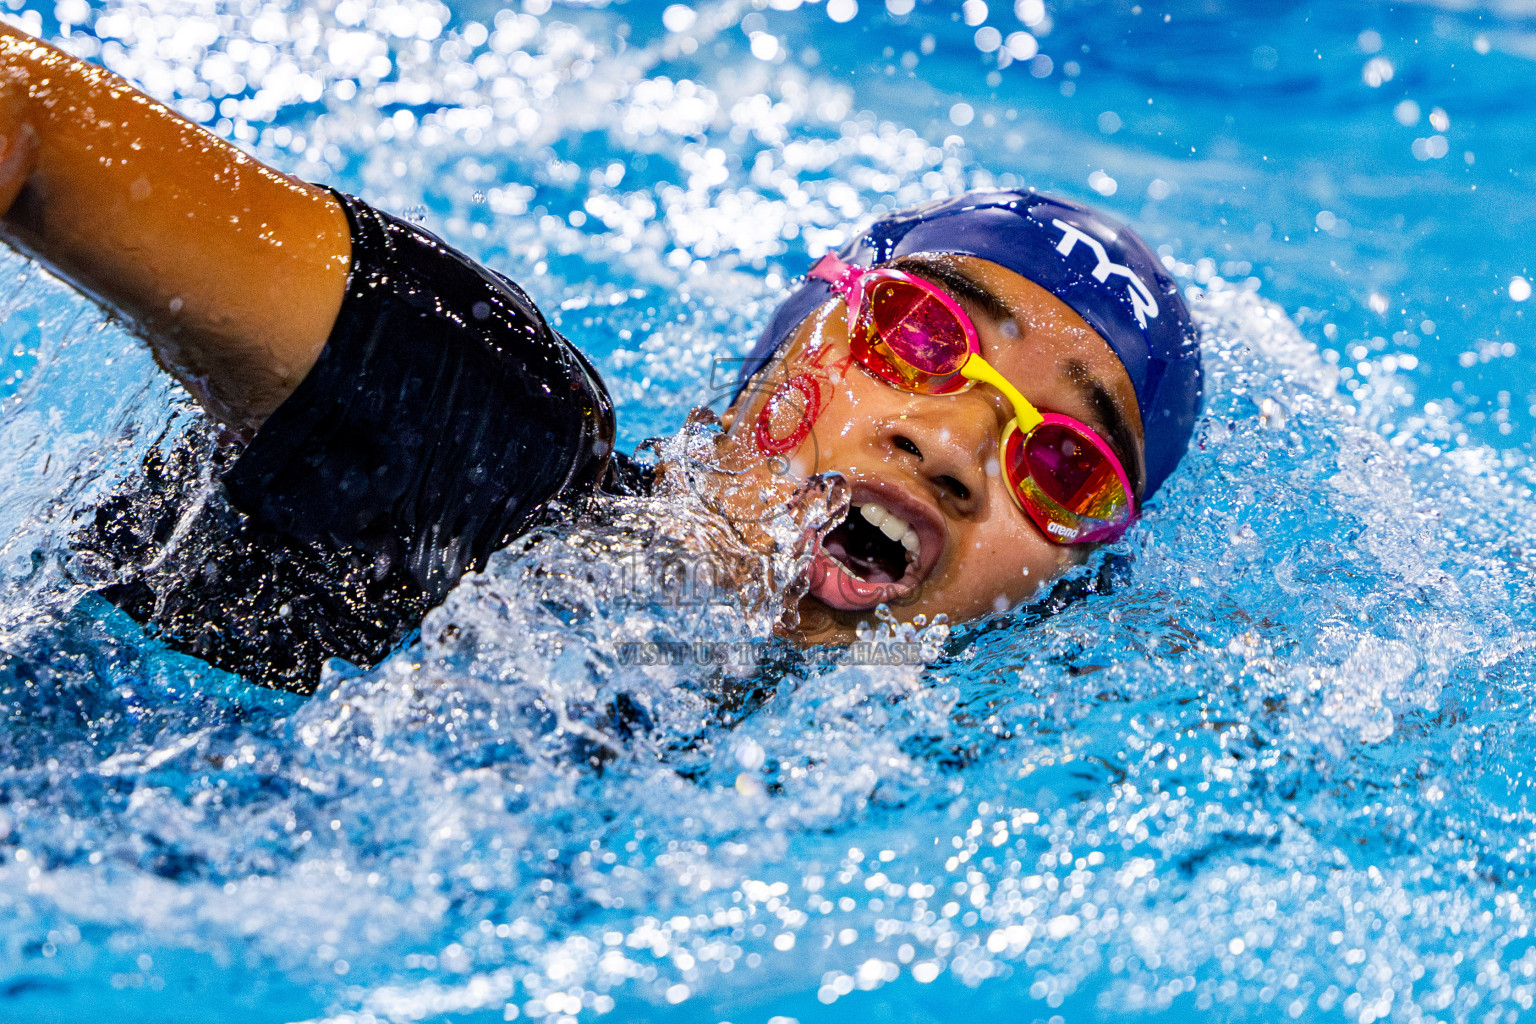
0;25;350;434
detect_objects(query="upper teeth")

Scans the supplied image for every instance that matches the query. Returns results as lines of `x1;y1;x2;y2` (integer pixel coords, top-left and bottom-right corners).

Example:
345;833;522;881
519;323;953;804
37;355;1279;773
858;503;921;558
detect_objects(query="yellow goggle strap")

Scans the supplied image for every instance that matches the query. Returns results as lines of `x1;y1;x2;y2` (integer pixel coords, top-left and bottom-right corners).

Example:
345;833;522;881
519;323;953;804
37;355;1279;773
959;356;1045;434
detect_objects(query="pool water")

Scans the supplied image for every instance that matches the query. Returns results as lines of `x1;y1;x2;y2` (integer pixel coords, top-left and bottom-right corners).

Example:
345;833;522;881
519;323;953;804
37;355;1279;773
2;0;1536;1021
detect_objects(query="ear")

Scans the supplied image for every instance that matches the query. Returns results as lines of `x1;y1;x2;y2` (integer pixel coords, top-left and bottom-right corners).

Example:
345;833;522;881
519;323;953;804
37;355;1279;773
719;300;832;436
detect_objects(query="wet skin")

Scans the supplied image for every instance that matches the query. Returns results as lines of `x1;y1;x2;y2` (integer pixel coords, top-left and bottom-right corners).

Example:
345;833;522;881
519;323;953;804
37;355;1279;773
718;255;1147;643
0;26;1146;640
0;26;348;436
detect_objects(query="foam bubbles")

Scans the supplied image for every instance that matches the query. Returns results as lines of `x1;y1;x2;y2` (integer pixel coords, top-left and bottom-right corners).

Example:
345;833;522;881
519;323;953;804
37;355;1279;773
826;0;858;24
1362;55;1394;87
661;4;695;33
1087;169;1117;195
749;32;780;61
1005;31;1038;60
1015;0;1045;27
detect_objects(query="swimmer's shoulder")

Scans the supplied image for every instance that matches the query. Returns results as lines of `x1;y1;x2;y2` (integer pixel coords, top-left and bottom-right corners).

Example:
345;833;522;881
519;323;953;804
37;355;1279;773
224;188;619;593
84;191;633;691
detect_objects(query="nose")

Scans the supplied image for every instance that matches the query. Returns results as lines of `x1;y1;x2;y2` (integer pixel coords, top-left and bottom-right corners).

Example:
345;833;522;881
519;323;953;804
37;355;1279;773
880;388;1008;508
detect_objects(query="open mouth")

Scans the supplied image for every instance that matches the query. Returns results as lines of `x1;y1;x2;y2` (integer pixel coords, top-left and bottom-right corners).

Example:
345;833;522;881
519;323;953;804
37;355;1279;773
822;503;918;585
805;485;943;613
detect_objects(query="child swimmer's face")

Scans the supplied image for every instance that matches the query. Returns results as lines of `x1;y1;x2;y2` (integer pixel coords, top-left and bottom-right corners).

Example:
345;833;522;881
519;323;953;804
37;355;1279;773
717;254;1146;642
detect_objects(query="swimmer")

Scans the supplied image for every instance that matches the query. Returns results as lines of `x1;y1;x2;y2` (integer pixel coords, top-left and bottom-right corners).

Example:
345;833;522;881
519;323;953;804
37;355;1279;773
0;26;1201;690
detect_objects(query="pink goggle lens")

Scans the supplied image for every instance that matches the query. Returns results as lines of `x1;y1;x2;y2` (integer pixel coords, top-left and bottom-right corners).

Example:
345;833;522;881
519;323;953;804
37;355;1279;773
1005;422;1133;533
855;279;972;391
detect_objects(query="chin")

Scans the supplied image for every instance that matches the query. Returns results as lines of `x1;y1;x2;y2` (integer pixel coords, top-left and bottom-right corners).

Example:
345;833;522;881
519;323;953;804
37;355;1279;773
781;597;860;645
783;594;941;645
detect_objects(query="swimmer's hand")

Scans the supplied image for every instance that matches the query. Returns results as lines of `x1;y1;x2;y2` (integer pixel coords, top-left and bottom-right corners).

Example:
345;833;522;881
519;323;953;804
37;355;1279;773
0;25;350;434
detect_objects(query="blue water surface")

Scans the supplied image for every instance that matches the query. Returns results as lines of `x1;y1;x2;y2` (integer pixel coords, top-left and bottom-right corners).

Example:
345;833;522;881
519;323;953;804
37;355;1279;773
2;0;1536;1022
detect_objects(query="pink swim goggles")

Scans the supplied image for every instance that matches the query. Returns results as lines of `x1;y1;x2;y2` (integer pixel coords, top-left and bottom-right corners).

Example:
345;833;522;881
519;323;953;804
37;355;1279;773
809;253;1137;544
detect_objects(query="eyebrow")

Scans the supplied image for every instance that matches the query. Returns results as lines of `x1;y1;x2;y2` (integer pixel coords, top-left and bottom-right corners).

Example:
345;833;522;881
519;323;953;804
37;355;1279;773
888;255;1145;502
889;255;1016;327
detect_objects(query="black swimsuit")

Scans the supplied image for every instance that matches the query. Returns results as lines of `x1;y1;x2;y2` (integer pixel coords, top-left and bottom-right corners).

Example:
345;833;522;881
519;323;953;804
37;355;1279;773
77;192;644;692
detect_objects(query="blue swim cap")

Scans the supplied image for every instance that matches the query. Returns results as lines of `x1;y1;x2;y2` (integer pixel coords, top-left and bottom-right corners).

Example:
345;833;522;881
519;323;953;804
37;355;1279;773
735;189;1203;501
